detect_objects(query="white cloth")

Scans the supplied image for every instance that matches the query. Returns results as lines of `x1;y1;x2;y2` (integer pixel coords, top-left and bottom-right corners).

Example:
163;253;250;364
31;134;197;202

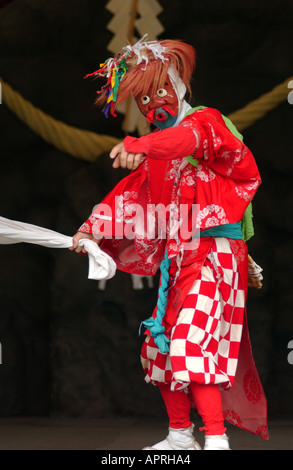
0;216;116;281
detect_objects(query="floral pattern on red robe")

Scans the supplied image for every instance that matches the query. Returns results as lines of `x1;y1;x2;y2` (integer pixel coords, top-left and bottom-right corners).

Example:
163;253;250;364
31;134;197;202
79;107;261;276
78;107;268;439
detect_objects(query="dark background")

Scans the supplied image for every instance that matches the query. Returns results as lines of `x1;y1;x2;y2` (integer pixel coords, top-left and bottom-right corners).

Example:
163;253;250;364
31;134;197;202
0;0;292;422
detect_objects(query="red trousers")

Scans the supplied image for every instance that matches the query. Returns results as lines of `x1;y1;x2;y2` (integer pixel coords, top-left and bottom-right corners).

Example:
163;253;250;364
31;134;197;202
159;382;226;435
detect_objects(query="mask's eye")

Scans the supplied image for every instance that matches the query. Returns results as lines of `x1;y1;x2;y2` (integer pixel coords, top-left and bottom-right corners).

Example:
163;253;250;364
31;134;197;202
156;88;168;97
141;95;150;105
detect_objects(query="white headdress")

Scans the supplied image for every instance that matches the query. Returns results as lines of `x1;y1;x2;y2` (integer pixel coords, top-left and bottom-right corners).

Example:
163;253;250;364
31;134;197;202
123;34;167;70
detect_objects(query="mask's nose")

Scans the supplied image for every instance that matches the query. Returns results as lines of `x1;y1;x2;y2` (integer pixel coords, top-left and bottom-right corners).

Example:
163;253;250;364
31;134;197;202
147;107;178;129
155;109;169;122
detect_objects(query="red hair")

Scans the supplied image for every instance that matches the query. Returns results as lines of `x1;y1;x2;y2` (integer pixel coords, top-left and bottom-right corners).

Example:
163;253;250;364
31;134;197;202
95;40;196;111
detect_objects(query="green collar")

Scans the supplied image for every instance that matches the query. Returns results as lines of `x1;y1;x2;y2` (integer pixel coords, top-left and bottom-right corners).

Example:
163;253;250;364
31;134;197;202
184;106;254;242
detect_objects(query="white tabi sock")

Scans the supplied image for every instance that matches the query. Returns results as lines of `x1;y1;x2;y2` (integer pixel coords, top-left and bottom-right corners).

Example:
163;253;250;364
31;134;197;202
143;424;202;450
204;433;230;450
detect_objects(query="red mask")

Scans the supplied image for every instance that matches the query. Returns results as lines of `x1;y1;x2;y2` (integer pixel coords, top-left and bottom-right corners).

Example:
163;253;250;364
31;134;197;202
135;77;179;129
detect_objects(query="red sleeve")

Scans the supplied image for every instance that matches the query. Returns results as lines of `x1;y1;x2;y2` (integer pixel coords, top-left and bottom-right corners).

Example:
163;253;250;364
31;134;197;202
123;125;198;160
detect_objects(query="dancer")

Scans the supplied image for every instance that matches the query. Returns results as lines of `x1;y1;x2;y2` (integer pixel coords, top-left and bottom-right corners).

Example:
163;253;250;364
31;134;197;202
71;36;268;450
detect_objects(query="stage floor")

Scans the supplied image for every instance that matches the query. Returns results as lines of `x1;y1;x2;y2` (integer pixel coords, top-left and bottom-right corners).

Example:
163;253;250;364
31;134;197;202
0;416;292;451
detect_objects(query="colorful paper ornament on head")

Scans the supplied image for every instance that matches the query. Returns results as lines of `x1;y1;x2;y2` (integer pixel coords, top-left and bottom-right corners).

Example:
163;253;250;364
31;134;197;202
84;34;196;118
84;52;133;118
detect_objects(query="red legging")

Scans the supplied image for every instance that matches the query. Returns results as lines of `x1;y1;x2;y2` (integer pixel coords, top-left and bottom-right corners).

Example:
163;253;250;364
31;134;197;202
158;382;226;435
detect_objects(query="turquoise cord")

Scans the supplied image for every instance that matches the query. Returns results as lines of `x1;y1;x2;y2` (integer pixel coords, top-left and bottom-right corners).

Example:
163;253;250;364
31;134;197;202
140;250;172;354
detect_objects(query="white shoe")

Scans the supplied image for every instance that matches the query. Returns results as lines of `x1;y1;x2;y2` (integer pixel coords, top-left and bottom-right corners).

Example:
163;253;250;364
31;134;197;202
143;424;202;450
204;434;230;450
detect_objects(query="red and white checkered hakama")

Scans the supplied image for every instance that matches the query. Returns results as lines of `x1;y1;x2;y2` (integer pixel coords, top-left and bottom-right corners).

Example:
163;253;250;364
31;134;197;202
141;238;245;391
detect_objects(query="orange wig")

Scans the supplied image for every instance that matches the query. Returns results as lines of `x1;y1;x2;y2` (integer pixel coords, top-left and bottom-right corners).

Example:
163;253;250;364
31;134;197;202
94;39;196;114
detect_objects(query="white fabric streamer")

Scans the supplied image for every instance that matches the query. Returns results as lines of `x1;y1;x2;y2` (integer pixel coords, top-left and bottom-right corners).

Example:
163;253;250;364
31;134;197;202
0;216;116;281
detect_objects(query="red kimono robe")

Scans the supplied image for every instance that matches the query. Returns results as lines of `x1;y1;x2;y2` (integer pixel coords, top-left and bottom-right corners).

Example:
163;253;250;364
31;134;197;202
79;107;268;440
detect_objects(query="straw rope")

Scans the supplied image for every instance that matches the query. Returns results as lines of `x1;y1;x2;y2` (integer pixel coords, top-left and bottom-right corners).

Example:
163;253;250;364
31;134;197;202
0;75;292;161
228;76;293;131
0;78;120;162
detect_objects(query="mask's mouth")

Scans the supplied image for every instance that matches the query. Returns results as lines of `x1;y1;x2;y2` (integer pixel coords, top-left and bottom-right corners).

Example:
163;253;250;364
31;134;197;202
146;106;177;128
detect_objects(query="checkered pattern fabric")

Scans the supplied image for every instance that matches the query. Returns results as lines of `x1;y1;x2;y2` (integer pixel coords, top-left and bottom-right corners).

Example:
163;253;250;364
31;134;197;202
141;238;245;391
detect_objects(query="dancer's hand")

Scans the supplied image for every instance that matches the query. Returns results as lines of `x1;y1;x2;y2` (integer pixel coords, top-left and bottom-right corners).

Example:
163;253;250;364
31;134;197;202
70;232;101;254
110;142;143;170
